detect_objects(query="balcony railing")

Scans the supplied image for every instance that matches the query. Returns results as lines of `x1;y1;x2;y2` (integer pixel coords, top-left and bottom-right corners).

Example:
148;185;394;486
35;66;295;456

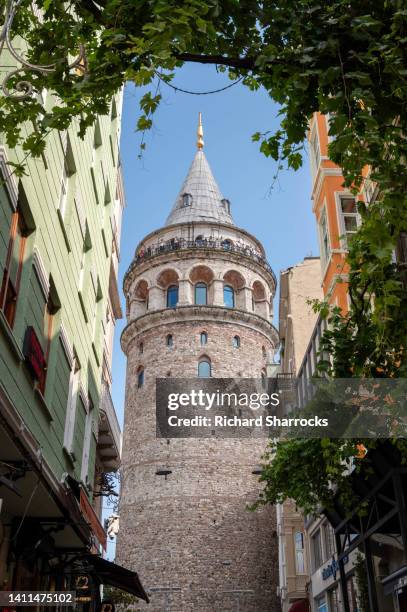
134;238;277;287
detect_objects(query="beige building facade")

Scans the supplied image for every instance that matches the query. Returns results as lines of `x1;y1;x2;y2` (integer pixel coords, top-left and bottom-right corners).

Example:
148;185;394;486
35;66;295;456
277;257;323;612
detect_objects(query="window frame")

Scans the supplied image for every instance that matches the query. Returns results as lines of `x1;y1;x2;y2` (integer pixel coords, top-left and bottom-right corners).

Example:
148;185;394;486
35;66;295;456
224;284;235;308
194;282;207;305
0;208;27;328
200;331;208;346
318;205;331;270
166;284;179;308
336;194;360;249
198;358;211;378
137;367;144;388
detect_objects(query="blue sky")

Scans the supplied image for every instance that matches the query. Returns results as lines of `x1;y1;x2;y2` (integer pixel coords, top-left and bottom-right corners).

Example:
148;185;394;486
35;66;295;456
110;64;319;426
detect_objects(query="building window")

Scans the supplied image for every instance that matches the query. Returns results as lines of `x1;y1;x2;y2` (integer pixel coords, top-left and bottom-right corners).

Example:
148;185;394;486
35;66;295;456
198;358;211;378
63;355;80;454
167;284;179;308
262;346;267;359
221;198;231;214
80;393;94;484
310;127;321;177
316;595;328;612
182;193;192;207
224;285;235;308
319;208;330;267
137;367;144;388
339;196;359;246
166;334;173;348
139;342;144;354
233;335;240;348
221;239;232;250
200;331;208;345
261;370;267;389
295;531;305;574
323;522;335;560
195;282;207;305
0;209;27;328
312;529;323;571
195;235;204;245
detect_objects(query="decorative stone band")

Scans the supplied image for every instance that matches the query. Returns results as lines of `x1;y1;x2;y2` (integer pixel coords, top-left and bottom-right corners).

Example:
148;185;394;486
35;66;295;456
124;238;277;294
120;304;279;355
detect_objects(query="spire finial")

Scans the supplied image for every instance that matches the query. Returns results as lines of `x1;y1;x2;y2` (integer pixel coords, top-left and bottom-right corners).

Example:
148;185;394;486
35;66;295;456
197;112;204;149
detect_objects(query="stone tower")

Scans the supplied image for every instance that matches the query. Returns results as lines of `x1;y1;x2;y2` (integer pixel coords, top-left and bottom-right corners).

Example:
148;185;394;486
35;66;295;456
117;116;280;611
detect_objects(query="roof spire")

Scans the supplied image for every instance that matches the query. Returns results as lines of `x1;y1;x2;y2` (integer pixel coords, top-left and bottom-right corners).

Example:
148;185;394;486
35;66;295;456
197;112;204;150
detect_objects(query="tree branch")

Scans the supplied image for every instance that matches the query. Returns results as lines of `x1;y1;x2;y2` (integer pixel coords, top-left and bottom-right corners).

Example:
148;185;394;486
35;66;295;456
175;53;256;71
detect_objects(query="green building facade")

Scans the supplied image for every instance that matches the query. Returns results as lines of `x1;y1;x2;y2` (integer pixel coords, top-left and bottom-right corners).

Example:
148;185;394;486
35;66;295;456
0;79;125;596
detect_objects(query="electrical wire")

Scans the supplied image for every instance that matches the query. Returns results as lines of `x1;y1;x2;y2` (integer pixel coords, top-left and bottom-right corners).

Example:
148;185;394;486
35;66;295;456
154;70;244;95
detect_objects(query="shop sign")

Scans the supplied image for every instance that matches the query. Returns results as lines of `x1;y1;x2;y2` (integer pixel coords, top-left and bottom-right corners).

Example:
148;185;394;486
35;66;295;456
322;555;349;581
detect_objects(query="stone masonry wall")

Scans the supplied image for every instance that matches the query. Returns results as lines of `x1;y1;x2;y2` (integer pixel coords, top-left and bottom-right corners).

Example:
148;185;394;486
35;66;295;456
117;316;280;611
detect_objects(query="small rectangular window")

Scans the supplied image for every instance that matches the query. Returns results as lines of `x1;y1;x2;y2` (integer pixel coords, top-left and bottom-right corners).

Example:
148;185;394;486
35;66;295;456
339;196;359;247
319;208;330;268
0;209;27;328
312;529;323;571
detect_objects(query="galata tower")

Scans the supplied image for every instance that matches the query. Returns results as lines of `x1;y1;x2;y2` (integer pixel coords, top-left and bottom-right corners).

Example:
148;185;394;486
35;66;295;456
117;115;280;611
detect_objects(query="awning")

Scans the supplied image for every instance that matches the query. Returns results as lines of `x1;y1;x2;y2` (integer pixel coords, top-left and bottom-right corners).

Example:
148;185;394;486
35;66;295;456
85;554;149;603
288;600;310;612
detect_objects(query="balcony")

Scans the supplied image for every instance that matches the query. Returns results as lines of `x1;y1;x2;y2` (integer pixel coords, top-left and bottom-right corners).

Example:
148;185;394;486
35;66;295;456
97;381;121;471
133;238;277;288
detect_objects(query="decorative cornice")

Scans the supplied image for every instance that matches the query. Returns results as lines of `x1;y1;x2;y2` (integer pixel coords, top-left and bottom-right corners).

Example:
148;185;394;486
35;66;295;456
311;166;344;209
121;305;279;355
32;247;50;298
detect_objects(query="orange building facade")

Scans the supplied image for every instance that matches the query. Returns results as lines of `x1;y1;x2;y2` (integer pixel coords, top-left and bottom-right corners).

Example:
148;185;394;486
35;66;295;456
308;113;363;312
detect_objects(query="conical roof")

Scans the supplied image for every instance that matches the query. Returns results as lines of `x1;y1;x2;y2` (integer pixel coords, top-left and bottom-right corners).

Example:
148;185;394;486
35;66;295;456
165;149;234;227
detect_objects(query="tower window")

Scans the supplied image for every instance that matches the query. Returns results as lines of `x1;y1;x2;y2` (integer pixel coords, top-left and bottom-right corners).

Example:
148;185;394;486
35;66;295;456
224;285;235;308
166;334;173;348
233;335;240;348
262;346;267;359
221;198;231;214
200;331;208;346
221;239;232;250
139;342;144;354
166;284;179;308
195;282;207;305
198;358;211;378
261;370;267;389
137;367;144;388
182;193;192;207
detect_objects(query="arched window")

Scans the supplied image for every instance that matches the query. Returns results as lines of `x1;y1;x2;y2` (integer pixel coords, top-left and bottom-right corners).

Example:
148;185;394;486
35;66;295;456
137;367;144;388
200;331;208;346
166;285;178;308
233;335;240;348
195;282;207;305
221;239;232;250
139;342;144;355
198;358;211;378
195;235;204;245
224;285;235;308
166;334;173;348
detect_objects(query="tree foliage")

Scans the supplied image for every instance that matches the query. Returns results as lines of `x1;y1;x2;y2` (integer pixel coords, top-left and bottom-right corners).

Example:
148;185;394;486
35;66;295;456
2;0;407;512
